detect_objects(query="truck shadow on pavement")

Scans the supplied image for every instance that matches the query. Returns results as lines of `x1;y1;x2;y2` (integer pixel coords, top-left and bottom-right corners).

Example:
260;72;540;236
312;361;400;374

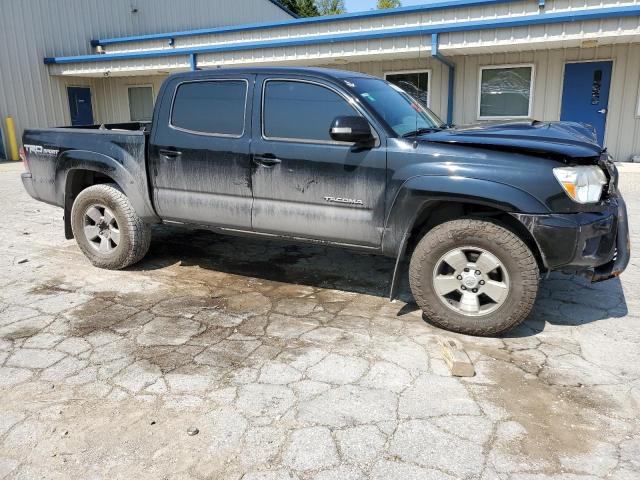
509;274;629;337
133;226;397;297
132;225;629;337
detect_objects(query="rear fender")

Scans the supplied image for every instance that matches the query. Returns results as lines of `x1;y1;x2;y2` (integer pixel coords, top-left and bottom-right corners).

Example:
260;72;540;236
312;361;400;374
58;150;159;237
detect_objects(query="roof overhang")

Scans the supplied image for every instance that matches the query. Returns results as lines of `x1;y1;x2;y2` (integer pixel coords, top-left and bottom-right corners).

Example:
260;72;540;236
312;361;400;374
88;0;521;48
44;4;640;77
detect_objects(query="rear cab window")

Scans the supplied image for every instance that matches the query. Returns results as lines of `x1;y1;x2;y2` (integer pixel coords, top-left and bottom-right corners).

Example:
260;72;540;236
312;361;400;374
171;80;248;137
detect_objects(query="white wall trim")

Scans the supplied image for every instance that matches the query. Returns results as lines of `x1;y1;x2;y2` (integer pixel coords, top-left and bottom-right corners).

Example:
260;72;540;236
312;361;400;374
477;63;535;120
384;69;432;108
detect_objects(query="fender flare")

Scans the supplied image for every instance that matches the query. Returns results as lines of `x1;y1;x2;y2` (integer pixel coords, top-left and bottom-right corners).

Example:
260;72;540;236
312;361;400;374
56;150;159;237
382;175;549;256
384;175;549;300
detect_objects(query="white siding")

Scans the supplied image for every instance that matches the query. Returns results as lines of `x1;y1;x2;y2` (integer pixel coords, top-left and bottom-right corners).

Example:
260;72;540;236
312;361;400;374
92;44;640;161
450;45;640;161
0;0;291;149
322;56;451;122
92;76;166;124
102;0;639;55
10;0;639;160
47;0;640;79
339;45;640;161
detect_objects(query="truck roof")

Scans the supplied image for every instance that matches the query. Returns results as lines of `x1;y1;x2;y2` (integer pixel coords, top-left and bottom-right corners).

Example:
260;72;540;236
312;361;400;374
167;66;377;82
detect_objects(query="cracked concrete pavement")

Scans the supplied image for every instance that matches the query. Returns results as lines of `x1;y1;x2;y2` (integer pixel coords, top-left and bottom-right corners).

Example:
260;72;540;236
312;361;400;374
0;161;639;479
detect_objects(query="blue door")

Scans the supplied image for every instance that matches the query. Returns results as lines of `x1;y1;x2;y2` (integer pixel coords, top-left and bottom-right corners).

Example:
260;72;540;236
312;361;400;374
560;61;612;146
67;86;94;126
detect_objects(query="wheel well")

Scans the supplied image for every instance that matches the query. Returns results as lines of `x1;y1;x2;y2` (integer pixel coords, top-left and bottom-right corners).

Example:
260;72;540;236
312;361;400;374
406;201;546;273
64;169;119;239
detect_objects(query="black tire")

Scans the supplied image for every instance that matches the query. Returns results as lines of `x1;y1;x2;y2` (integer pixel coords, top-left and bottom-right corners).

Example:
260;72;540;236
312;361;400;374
71;183;151;270
409;219;539;336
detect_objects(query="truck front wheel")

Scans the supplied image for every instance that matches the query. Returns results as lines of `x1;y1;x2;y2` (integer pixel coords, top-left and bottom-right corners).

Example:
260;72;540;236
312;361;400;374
409;219;539;336
71;184;151;270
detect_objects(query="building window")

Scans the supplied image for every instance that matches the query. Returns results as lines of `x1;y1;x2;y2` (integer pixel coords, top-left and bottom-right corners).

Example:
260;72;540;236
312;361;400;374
385;70;430;107
263;80;357;142
128;86;154;122
170;80;247;136
478;65;534;119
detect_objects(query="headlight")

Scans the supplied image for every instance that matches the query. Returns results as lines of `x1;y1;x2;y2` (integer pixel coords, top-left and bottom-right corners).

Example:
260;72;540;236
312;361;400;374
553;166;607;204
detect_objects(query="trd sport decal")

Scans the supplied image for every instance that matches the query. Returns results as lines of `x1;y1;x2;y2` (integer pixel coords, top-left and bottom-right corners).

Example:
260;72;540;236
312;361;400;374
24;144;59;157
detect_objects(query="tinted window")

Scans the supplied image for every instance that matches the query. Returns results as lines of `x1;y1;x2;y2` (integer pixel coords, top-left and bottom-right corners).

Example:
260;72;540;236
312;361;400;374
263;80;357;141
171;80;247;135
386;71;429;107
345;78;443;137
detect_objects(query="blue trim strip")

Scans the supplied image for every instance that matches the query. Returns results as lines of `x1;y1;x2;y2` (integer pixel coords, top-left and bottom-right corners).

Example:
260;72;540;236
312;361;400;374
91;0;522;47
430;33;455;69
431;33;455;124
46;5;640;65
446;67;455;125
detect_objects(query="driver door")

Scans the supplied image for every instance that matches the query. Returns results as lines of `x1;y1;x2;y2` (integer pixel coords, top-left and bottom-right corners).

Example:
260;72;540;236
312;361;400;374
250;75;387;247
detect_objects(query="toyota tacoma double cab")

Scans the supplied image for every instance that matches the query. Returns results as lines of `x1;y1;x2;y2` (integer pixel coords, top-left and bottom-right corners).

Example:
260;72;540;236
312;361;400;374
20;67;629;336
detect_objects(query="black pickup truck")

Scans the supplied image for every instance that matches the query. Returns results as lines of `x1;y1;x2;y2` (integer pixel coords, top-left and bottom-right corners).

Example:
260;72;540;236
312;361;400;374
21;67;629;336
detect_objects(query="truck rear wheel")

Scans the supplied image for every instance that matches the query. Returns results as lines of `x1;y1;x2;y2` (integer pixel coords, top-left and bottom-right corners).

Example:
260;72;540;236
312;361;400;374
71;183;151;270
409;219;539;336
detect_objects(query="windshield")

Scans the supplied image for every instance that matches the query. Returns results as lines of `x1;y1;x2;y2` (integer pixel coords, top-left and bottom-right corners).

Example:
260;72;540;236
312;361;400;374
343;77;445;137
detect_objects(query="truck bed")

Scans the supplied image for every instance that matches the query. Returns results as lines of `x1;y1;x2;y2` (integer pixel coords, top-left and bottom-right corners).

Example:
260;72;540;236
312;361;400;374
21;124;158;226
57;122;151;132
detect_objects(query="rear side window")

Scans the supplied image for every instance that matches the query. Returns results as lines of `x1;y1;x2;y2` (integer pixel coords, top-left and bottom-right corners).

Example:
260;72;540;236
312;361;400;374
263;80;357;142
171;80;247;136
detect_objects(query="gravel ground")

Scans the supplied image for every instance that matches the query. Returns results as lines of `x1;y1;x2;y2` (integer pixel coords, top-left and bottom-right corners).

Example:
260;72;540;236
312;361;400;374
0;160;639;480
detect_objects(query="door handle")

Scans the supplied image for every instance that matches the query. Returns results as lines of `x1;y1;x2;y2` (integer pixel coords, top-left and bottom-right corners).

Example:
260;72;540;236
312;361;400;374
159;148;182;159
597;108;608;115
253;154;281;167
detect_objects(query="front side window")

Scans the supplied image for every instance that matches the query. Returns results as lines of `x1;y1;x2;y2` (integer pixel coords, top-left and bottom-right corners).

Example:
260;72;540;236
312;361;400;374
263;80;358;142
385;71;430;107
171;80;247;136
345;78;444;137
478;65;533;118
128;86;154;122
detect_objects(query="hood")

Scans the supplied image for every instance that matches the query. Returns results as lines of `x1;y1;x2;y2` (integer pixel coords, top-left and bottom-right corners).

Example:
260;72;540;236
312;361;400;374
422;120;603;160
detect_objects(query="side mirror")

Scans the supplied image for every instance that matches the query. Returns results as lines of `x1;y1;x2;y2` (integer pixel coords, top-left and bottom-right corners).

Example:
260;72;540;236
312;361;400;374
330;116;374;144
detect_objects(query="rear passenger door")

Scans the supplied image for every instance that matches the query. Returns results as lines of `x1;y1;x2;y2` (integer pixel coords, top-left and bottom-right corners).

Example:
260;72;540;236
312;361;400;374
250;76;387;247
149;75;253;229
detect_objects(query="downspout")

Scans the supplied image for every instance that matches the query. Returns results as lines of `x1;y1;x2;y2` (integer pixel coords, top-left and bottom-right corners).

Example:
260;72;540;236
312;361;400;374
189;53;198;71
430;33;455;125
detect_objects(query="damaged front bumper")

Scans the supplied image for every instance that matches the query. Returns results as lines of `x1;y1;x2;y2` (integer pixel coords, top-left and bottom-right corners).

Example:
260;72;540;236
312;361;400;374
512;195;630;283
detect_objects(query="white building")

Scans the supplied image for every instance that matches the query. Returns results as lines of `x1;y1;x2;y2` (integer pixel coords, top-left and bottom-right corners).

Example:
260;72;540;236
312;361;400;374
0;0;295;159
3;0;640;162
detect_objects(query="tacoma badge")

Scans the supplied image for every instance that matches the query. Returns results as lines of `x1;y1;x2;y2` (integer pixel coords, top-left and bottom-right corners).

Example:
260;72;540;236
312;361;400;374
324;196;364;205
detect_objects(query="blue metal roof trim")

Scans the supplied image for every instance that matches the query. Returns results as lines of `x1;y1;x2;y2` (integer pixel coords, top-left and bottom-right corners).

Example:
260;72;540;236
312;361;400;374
90;0;522;47
48;5;640;65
